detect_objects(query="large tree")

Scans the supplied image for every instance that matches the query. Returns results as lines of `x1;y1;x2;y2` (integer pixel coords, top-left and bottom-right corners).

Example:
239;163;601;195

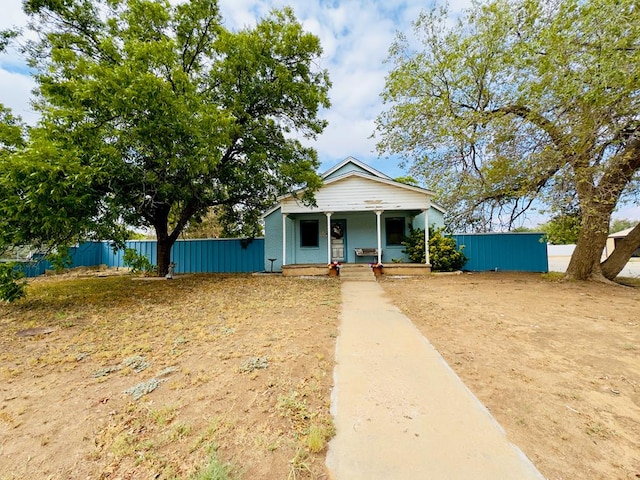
1;0;329;275
376;0;640;281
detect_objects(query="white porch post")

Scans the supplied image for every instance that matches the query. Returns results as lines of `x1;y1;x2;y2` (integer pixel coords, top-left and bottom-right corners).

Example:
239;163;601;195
282;213;288;266
375;210;383;264
423;209;430;265
325;212;333;264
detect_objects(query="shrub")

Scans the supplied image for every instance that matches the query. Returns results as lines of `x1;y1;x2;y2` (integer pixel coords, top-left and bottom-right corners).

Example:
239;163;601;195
402;227;467;272
123;248;156;274
46;246;72;273
0;262;27;302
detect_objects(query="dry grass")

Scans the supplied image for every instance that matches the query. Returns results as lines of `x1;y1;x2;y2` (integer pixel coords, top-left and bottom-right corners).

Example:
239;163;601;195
0;273;340;479
382;272;640;480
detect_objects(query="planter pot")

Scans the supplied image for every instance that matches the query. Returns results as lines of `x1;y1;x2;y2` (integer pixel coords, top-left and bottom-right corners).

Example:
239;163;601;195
328;268;340;277
372;266;383;277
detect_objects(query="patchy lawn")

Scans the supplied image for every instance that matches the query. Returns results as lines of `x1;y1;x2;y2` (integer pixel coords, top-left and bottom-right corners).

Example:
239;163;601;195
381;272;640;480
3;270;639;480
0;273;340;479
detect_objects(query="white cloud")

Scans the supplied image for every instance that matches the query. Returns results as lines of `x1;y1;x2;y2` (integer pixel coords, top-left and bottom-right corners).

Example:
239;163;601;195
0;68;36;124
0;0;27;29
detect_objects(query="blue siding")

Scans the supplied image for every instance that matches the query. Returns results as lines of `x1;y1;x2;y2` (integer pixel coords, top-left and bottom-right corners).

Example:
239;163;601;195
413;207;445;231
264;207;284;271
452;233;548;272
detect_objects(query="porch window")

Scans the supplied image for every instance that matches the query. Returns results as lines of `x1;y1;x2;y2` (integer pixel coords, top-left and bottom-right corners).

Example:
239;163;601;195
300;220;319;247
385;217;405;245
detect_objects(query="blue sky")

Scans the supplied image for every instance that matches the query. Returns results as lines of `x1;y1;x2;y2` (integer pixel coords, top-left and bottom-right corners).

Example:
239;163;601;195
1;0;637;224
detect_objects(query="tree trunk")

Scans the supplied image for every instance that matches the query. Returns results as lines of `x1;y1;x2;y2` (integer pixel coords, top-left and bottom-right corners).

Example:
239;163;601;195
601;223;640;280
153;206;173;277
152;202;197;276
565;209;611;281
156;236;173;277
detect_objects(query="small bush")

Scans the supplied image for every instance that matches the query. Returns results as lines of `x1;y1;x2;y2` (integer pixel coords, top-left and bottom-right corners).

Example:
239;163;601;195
402;227;467;272
0;262;27;303
123;248;156;274
189;452;235;480
46;246;72;273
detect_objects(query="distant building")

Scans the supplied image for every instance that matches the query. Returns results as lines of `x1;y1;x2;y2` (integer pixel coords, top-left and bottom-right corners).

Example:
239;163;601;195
606;227;640;258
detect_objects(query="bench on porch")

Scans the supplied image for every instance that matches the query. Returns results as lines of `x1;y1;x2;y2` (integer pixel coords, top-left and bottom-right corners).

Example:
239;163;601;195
354;248;381;262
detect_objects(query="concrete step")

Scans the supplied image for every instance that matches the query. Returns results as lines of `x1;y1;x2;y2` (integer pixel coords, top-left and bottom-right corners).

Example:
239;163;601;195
340;273;375;281
339;265;375;281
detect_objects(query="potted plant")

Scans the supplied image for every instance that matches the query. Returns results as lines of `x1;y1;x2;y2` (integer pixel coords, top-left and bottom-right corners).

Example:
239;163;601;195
369;262;384;277
328;261;341;277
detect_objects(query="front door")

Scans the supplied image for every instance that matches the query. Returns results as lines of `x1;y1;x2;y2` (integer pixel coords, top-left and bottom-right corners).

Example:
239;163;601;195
331;220;346;262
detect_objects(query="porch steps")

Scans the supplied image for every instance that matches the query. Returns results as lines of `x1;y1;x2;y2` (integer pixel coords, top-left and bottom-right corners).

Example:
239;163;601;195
339;264;376;282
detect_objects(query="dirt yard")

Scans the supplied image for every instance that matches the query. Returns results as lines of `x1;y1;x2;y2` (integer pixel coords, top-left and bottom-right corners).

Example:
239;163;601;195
0;273;340;479
1;271;639;480
382;273;640;480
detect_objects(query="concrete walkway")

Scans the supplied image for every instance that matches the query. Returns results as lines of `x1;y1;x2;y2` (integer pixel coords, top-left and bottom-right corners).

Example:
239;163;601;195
325;280;545;480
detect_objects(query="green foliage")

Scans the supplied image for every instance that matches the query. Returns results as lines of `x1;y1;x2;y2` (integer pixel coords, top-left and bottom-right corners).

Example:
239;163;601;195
187;452;235;480
0;29;18;52
123;248;155;274
610;218;638;234
377;0;640;280
181;207;225;239
393;175;419;186
4;0;330;275
402;227;467;272
402;228;426;264
0;133;130;254
46;246;72;273
511;226;535;233
538;214;582;245
0;262;27;303
0;105;25;152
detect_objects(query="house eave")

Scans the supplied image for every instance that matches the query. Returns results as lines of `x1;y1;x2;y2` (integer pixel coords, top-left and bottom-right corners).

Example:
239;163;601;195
281;204;430;214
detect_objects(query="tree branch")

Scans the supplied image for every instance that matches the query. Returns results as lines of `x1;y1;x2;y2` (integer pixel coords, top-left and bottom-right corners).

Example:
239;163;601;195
489;105;569;153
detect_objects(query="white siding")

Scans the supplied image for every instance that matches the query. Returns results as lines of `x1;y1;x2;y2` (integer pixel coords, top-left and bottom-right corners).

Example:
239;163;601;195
281;176;431;213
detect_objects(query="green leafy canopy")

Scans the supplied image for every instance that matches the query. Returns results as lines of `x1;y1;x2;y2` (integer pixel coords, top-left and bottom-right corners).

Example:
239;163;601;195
377;0;640;281
2;0;331;275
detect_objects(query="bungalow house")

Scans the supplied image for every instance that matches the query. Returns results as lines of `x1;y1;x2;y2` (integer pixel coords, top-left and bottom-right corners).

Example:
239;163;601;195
262;157;445;273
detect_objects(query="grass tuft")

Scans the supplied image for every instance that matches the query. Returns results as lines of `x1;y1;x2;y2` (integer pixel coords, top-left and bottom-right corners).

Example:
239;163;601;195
305;424;326;453
188;451;235;480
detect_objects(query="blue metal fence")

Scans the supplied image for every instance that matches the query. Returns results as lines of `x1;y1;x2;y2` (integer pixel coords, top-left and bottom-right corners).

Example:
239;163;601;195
19;238;265;277
16;242;105;277
17;233;546;277
100;238;264;273
452;233;548;272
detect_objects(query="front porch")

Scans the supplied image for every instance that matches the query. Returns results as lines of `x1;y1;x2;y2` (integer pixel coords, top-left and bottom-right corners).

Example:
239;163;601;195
281;209;432;267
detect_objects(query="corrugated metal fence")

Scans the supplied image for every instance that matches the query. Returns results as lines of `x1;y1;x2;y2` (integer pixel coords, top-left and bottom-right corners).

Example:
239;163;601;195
16;233;547;277
19;238;265;277
452;233;548;272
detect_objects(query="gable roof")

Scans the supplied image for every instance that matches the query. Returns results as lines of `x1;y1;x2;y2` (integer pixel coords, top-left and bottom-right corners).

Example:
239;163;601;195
321;156;392;181
263;156;445;217
609;226;638;238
